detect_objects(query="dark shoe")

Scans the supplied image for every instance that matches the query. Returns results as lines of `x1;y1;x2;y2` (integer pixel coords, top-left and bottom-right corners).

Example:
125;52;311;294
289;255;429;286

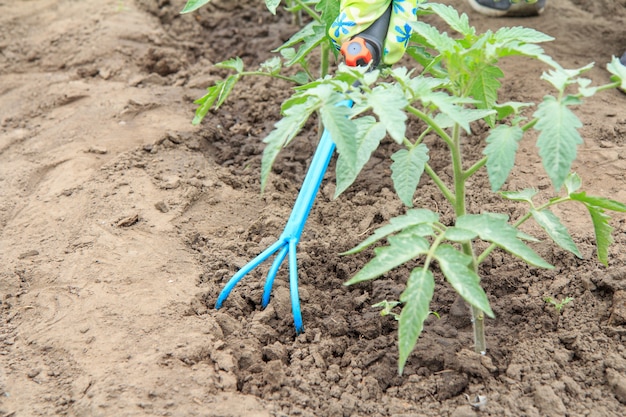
620;51;626;66
467;0;547;17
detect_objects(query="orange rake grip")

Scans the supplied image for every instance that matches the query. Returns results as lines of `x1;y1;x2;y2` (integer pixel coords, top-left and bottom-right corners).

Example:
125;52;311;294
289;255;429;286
340;37;373;67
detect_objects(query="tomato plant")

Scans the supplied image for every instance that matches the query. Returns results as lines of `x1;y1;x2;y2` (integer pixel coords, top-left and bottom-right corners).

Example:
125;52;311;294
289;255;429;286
183;0;626;374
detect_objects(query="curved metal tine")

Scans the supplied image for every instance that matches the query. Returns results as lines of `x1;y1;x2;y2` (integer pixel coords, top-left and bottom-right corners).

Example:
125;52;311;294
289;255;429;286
216;238;285;308
288;238;304;333
261;243;289;307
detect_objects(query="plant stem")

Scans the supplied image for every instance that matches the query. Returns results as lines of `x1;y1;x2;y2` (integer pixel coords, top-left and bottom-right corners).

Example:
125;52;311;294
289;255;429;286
464;156;487;180
449;122;487;354
320;42;330;78
424;163;455;206
406;106;454;148
291;0;321;23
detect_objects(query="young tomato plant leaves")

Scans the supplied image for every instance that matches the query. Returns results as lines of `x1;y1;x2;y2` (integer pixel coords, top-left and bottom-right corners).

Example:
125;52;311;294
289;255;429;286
390;144;429;207
260;96;320;192
500;188;538;204
569;192;626;265
570;192;626;213
531;209;582;258
343;208;439;255
320;103;355;164
607;56;626;91
275;22;328;67
367;85;408;144
533;95;583;190
409;20;457;55
398;267;435;375
423;3;475;38
345;228;431;285
335;116;386;198
456;213;553;269
434;245;494;318
467;65;503;127
483;124;523;191
315;0;340;35
265;0;281;15
192;75;239;125
180;0;211;14
493;26;554;45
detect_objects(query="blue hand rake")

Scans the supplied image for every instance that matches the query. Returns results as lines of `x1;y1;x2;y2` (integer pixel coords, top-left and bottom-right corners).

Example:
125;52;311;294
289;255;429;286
216;7;392;333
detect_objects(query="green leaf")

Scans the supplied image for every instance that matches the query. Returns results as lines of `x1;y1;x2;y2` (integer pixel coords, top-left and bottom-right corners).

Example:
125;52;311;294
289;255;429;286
398;268;435;375
607;56;626;92
405;46;447;78
493;101;533;120
409;21;457;54
368;85;408;143
344;209;439;254
468;65;503;126
499;188;538;204
483;124;523;191
494;26;554;45
570;192;626;212
265;0;281;14
582;204;613;266
432;108;496;131
499;42;559;69
345;229;431;285
215;57;244;73
260;56;281;75
428;93;495;133
180;0;211;14
541;64;595;94
531;209;582;258
275;22;327;66
564;172;582;195
533;95;583;190
444;227;478;242
315;0;340;35
320;103;356;166
390;144;430;207
335;116;386;197
434;245;494;318
191;74;239;125
456;213;553;268
260;97;319;192
425;3;475;38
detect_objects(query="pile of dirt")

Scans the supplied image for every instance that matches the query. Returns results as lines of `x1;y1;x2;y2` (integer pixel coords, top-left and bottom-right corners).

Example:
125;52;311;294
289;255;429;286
1;0;626;416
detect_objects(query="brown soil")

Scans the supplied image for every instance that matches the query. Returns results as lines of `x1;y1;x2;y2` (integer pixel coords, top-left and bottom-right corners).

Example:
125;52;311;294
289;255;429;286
2;0;626;416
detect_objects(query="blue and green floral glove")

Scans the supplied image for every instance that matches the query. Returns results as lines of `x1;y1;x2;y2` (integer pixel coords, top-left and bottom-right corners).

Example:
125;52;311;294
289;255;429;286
329;0;418;65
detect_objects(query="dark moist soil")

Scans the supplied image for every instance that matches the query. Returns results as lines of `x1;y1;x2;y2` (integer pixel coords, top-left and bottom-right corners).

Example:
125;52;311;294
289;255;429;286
1;0;626;416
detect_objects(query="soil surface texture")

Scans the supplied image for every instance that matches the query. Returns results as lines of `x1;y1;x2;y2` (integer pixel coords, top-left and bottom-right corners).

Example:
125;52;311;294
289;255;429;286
2;0;626;416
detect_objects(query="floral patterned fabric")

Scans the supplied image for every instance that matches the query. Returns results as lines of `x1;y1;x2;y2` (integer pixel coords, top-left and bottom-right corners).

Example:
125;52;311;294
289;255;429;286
329;0;418;65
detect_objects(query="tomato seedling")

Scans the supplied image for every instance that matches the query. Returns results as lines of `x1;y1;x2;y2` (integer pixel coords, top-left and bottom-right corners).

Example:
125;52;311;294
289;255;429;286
183;1;626;375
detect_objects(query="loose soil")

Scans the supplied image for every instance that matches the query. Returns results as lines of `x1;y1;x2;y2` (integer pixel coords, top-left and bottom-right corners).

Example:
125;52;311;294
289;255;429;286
2;0;626;416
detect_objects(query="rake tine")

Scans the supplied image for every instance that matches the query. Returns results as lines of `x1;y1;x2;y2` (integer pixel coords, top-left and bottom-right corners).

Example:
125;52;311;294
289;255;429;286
262;242;289;307
216;238;284;309
288;238;303;333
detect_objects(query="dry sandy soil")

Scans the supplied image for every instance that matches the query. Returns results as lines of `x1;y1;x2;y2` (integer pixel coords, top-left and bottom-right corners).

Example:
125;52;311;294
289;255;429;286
2;0;626;416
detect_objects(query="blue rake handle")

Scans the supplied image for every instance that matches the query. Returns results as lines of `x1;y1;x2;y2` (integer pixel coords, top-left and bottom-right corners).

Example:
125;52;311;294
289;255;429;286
215;115;343;334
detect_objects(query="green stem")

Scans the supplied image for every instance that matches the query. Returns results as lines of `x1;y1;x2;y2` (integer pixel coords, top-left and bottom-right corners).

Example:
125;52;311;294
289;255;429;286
242;70;297;83
320;42;330;78
291;0;321;22
406;106;454;148
521;117;538;132
449;122;487;354
424;163;455;206
464;156;487;181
